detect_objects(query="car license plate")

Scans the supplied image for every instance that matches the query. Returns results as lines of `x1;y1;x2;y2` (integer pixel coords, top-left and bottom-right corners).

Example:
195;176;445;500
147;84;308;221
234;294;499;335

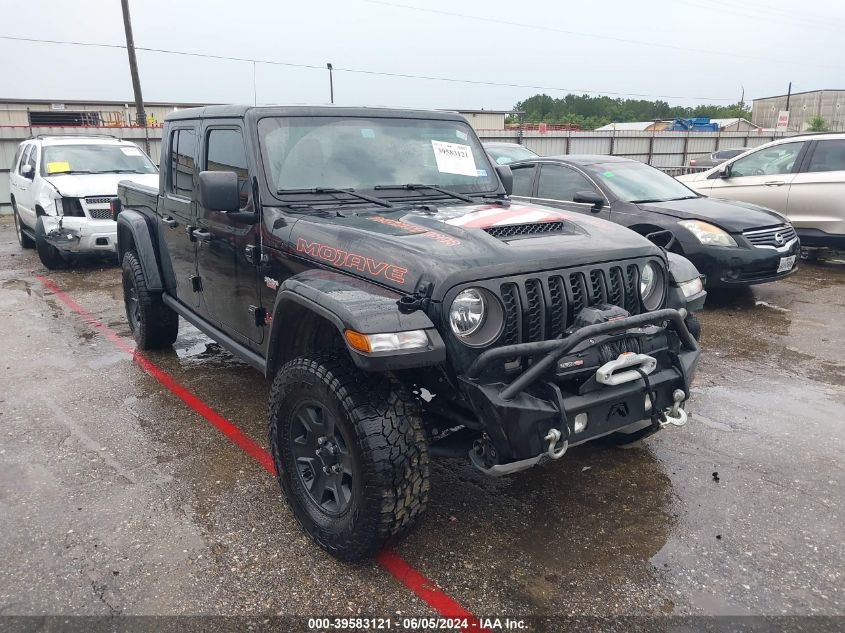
777;255;796;273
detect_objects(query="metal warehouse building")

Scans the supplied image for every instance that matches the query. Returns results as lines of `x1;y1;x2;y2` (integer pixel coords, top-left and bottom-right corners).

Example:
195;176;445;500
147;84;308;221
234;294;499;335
0;98;209;128
752;89;845;132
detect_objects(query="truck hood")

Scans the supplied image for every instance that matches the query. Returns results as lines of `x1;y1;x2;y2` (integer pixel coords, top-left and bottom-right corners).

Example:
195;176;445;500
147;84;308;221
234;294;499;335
285;201;663;300
44;173;159;198
635;197;787;232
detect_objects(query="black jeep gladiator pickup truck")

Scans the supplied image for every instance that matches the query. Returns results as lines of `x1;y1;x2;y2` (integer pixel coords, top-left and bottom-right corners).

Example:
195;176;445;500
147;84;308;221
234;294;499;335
115;105;704;560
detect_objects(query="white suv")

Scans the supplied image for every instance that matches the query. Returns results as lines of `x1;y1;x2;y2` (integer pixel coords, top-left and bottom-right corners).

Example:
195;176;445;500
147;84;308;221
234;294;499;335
678;133;845;253
9;135;158;268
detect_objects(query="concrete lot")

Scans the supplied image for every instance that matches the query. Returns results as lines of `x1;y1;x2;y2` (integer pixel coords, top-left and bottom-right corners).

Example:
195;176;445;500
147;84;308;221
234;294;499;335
0;216;842;625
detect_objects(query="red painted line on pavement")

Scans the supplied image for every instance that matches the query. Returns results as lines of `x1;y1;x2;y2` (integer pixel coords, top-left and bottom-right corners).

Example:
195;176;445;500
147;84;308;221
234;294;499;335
36;275;275;474
35;274;487;631
376;548;489;631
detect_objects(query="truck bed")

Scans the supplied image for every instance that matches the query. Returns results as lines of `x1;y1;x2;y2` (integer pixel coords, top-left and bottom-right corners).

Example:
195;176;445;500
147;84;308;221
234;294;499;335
118;180;159;214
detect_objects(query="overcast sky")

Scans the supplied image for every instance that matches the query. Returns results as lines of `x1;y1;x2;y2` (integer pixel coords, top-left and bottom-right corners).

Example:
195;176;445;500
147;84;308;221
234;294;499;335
2;0;843;110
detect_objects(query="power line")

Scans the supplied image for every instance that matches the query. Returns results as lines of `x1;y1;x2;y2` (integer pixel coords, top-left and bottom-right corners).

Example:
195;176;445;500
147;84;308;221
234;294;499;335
0;34;739;101
363;0;843;70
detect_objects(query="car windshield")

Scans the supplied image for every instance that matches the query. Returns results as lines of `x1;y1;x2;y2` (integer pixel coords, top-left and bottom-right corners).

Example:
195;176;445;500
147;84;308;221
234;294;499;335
587;161;697;203
486;144;538;165
41;144;157;175
258;116;498;196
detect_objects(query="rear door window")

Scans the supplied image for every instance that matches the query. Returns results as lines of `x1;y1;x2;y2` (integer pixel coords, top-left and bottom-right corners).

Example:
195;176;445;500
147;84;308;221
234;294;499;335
806;140;845;173
168;128;197;197
12;144;24;171
537;164;597;201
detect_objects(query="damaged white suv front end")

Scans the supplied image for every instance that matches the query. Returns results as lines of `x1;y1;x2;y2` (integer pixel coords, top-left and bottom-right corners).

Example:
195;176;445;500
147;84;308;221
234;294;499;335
9;136;158;268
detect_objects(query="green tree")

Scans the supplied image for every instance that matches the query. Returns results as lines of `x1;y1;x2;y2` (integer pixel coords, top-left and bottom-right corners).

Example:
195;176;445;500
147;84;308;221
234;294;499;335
807;115;829;132
512;94;752;130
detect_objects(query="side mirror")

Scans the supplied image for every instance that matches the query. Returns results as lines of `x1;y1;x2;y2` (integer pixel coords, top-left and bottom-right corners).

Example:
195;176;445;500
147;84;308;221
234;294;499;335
718;164;731;178
198;170;240;212
573;190;605;212
495;164;513;196
21;164;34;179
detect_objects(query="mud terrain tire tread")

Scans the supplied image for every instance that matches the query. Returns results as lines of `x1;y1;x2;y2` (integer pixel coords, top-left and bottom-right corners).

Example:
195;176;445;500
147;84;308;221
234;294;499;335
122;249;179;349
269;353;429;561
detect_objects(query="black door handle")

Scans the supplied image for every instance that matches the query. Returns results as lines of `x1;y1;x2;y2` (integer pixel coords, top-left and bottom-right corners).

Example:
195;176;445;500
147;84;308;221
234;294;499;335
162;216;178;228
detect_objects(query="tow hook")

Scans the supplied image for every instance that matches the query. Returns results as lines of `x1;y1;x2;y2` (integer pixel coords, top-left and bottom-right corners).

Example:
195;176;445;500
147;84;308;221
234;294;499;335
544;428;568;459
661;389;689;427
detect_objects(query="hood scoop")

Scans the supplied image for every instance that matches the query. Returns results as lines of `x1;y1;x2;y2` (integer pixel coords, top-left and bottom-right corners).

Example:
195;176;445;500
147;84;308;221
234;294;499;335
484;220;581;241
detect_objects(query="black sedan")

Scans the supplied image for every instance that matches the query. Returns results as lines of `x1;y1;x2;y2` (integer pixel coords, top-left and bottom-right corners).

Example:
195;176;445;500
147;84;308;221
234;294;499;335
508;155;800;288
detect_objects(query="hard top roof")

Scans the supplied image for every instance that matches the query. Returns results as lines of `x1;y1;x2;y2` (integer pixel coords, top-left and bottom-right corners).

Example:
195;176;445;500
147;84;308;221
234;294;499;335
165;104;469;123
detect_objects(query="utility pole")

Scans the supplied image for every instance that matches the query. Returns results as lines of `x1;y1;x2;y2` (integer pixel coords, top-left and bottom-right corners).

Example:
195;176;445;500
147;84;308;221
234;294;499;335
326;63;334;104
121;0;149;153
785;81;792;113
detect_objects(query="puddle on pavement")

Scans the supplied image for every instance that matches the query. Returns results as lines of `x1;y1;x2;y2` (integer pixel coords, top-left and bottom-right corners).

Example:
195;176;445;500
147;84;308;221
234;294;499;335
414;442;676;615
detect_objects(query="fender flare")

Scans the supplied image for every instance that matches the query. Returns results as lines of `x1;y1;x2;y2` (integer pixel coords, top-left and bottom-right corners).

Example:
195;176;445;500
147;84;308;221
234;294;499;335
116;209;163;291
266;270;446;374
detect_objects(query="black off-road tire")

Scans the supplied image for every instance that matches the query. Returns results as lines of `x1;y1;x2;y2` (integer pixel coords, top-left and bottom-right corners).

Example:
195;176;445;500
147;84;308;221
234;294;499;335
35;217;66;269
121;249;179;349
11;200;35;249
269;354;430;561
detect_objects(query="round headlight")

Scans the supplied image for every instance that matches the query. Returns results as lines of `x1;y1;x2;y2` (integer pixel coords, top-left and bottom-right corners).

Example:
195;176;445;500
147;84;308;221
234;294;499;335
640;262;665;311
450;288;486;337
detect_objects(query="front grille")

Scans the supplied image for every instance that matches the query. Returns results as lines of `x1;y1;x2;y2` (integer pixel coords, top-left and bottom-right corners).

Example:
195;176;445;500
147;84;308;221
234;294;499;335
743;224;797;248
494;262;645;346
484;221;565;239
88;208;113;220
86;196;113;205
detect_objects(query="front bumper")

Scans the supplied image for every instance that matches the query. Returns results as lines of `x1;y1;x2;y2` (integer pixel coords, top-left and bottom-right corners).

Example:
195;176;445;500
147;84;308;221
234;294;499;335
41;216;118;254
457;309;700;468
685;238;800;287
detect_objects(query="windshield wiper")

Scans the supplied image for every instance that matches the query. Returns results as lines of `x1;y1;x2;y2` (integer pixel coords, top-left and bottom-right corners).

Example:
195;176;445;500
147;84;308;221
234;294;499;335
629;198;668;204
373;183;475;204
103;169;146;174
277;187;394;208
48;170;97;175
668;195;699;200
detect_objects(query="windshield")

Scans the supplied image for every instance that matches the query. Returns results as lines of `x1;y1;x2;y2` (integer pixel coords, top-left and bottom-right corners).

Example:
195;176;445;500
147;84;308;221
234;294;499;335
485;144;537;165
587;161;697;203
258;116;498;196
41;143;157;175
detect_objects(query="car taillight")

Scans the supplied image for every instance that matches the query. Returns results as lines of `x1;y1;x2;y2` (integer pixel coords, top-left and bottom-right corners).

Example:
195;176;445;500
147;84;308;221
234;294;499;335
110;197;122;220
689;159;697;166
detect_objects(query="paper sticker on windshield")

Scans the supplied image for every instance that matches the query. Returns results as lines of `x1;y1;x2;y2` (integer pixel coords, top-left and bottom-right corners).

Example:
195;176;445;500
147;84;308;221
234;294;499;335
476;168;487;177
431;140;477;177
602;171;615;178
455;130;468;140
120;147;143;156
360;128;375;139
46;161;70;173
